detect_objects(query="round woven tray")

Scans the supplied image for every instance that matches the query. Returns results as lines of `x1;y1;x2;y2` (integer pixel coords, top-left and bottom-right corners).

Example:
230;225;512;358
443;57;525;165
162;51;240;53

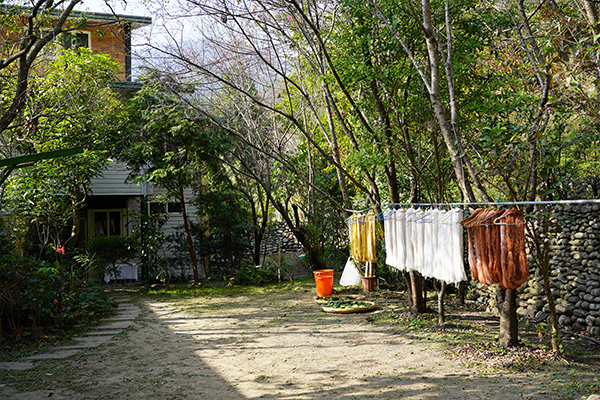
315;294;366;305
321;301;376;314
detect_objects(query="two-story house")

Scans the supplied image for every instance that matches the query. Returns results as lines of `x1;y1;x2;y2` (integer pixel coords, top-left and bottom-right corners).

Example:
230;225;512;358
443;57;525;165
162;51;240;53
2;7;199;282
72;10;200;282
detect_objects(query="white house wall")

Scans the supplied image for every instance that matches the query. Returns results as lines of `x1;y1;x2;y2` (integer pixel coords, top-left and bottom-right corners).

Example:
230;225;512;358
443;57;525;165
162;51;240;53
90;160;152;196
90;162;199;281
128;189;199;280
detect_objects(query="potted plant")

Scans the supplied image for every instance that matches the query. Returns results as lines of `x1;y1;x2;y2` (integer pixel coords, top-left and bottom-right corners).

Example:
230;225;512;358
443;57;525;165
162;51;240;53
361;261;377;292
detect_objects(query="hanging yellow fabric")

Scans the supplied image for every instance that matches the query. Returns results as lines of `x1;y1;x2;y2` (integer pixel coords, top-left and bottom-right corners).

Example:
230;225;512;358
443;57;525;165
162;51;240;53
348;215;362;261
363;213;377;263
348;213;377;263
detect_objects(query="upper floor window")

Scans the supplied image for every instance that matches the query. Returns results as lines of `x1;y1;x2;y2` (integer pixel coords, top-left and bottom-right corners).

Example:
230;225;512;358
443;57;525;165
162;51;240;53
42;30;91;60
62;31;90;50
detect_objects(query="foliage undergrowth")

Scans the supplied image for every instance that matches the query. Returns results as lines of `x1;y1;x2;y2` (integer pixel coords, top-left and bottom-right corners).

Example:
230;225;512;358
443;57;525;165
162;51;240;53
0;239;117;361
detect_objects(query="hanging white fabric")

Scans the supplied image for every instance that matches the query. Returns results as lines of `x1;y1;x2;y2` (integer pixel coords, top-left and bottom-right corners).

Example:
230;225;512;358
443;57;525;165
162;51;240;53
384;209;396;269
383;207;466;284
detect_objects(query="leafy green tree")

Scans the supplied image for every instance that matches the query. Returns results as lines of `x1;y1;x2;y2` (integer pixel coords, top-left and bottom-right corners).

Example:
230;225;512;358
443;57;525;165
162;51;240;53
119;81;232;285
0;0;83;130
3;48;124;255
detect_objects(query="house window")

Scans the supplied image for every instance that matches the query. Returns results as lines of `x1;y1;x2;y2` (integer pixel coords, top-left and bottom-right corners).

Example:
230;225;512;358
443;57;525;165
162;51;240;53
168;202;182;213
149;202;165;214
148;202;183;214
62;31;90;50
91;210;124;237
42;30;91;59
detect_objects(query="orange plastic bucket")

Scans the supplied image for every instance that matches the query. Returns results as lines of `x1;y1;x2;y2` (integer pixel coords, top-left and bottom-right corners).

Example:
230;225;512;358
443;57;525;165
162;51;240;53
313;269;334;297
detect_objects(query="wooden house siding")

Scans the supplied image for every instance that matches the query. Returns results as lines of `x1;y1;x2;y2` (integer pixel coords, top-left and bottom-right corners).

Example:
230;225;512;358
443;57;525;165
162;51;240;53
89;160;149;196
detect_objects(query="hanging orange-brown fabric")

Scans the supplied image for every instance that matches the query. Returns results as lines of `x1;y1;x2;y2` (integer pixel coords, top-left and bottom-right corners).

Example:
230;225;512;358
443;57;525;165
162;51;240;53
484;209;505;285
461;208;485;283
498;208;528;290
462;208;503;286
471;209;502;285
472;209;493;285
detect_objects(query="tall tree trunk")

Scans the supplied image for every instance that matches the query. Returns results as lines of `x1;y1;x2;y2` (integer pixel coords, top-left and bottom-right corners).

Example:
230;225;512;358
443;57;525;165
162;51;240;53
323;82;382;212
584;0;598;27
324;90;351;207
420;0;475;202
436;280;446;324
365;55;401;205
583;0;600;115
528;210;562;353
499;289;519;347
407;271;426;313
399;122;419;203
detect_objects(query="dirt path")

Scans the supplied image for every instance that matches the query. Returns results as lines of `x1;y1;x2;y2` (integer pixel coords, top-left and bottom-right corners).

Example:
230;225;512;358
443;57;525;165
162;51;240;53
1;284;599;399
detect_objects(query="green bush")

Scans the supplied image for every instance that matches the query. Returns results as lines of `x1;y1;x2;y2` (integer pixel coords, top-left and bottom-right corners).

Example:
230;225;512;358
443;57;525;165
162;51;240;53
87;236;137;285
0;251;115;336
227;263;279;286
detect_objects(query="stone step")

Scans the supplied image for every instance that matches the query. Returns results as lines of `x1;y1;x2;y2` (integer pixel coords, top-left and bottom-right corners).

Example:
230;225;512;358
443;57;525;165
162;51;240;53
95;321;133;330
0;361;35;371
72;336;114;346
84;330;122;336
26;350;80;360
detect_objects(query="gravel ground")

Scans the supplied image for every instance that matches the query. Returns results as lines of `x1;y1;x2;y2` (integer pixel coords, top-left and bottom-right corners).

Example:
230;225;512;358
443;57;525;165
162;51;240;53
1;282;599;399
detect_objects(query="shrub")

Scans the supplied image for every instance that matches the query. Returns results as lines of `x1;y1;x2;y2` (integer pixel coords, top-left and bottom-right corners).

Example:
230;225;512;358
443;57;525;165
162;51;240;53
87;236;137;285
227;263;279;286
0;251;115;337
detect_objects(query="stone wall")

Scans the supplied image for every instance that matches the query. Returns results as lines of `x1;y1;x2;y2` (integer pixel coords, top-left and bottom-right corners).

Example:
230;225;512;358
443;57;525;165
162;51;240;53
468;204;600;337
259;222;304;254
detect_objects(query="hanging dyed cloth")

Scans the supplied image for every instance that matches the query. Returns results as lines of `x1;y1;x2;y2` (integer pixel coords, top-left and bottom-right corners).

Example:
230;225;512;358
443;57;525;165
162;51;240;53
462;208;499;285
362;213;377;263
450;208;467;283
404;208;416;271
462;208;483;282
384;209;397;268
348;213;377;263
417;208;466;284
383;207;466;284
421;209;437;279
434;210;452;282
498;208;529;290
348;215;362;261
394;209;407;271
461;207;528;289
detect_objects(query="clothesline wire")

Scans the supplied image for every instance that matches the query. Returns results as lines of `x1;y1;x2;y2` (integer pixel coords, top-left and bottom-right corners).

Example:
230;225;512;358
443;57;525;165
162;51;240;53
384;199;600;207
346;199;600;223
344;207;372;214
346;208;464;225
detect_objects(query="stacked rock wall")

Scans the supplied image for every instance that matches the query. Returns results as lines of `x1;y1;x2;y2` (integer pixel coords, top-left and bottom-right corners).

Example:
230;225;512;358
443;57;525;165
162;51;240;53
259;222;304;254
469;204;600;337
